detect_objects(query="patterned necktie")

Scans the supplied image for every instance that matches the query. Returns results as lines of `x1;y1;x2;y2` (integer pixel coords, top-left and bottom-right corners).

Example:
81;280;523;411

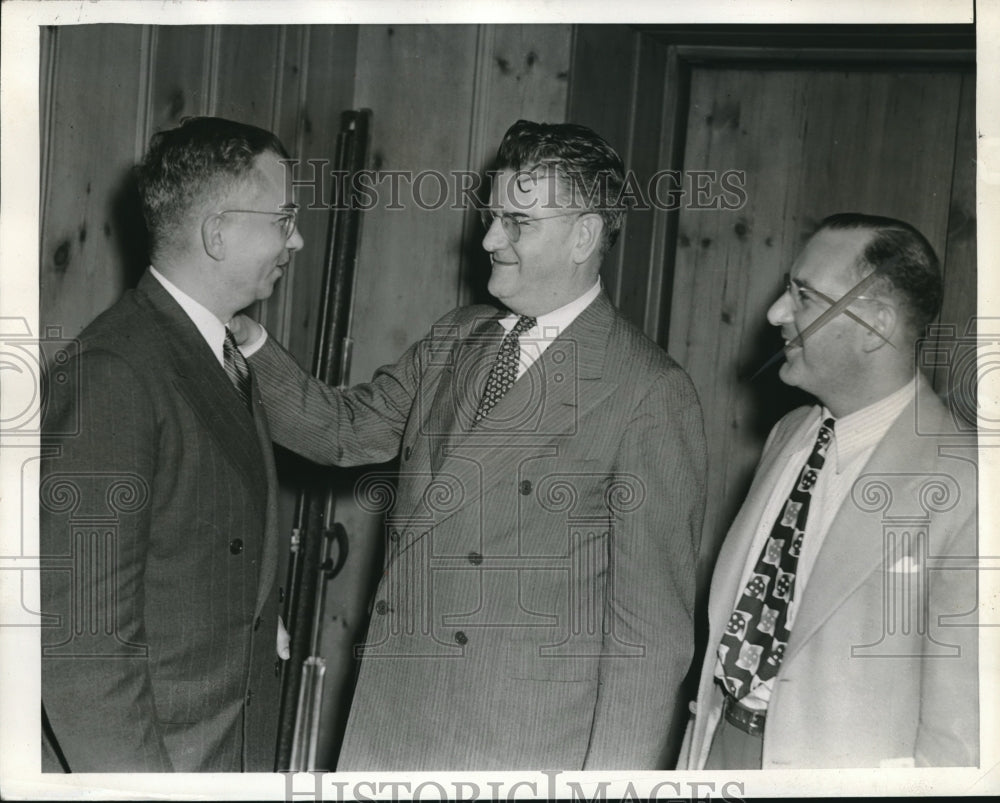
473;315;536;424
717;417;835;700
223;328;253;412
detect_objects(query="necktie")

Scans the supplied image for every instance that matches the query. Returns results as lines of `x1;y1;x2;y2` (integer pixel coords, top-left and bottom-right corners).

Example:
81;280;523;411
717;417;835;700
223;328;253;412
473;315;536;424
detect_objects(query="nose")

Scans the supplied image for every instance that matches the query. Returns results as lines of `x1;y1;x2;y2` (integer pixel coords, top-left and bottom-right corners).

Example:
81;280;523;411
767;288;793;327
286;226;304;252
482;217;508;253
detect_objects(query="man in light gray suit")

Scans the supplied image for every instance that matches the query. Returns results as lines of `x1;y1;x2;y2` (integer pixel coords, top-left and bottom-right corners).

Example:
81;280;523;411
41;117;300;771
239;120;708;769
681;213;978;769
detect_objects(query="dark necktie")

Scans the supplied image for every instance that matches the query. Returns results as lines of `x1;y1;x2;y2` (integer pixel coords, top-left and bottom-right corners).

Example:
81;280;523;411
223;328;253;412
473;315;536;424
717;417;835;700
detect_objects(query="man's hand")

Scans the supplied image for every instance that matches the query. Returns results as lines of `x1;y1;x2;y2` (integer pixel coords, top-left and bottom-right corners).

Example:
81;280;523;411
277;615;290;660
229;314;263;347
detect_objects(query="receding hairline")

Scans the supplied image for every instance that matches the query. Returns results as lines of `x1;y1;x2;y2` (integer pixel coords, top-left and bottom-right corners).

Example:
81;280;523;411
197;150;286;216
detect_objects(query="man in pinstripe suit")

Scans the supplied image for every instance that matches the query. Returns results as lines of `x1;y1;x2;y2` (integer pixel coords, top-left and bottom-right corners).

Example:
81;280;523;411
239;120;708;769
40;117;302;771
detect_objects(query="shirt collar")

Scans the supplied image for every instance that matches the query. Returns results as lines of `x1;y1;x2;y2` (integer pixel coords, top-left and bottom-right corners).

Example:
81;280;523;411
149;266;228;366
498;279;602;340
821;376;917;470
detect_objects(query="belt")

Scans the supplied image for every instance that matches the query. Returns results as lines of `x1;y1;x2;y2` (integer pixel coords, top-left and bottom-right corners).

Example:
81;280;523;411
723;695;767;736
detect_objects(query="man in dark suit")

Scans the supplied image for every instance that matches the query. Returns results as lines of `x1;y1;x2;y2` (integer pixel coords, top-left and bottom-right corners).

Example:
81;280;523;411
238;120;708;769
40;117;302;771
681;214;978;769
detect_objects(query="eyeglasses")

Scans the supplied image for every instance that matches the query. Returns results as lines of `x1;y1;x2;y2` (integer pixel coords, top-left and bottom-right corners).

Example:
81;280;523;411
217;204;299;239
479;209;582;243
783;273;879;312
783;272;895;348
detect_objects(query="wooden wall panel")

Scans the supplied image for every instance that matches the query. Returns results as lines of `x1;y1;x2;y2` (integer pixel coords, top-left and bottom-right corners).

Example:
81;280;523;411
349;24;480;376
934;72;977;395
566;25;637;308
476;24;571;147
148;27;211;133
211;26;281;129
668;67;967;577
460;24;572;305
39;25;147;339
282;25;360;366
616;35;668;331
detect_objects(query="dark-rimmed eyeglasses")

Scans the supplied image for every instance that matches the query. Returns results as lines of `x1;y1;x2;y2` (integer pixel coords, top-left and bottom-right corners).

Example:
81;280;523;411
479;209;582;243
217;204;299;239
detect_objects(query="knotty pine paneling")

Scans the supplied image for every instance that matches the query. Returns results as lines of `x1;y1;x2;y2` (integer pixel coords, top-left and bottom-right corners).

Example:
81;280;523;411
148;26;212;134
40;25;148;340
477;24;572;152
348;24;481;379
460;24;572;305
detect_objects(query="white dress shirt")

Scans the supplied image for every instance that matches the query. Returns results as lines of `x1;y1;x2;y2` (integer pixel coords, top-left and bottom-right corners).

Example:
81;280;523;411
150;266;230;366
499;280;602;378
715;377;917;710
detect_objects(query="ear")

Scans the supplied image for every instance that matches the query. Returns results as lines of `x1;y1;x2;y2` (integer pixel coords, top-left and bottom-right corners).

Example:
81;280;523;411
571;212;604;265
201;213;226;262
861;301;898;353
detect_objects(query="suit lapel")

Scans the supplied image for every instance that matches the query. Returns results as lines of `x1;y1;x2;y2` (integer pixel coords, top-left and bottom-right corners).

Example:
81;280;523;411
427;313;504;475
393;293;617;553
706;408;817;638
136;271;266;493
785;392;934;661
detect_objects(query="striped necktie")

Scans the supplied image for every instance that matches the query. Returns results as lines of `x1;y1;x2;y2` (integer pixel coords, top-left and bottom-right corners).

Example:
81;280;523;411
223;328;253;412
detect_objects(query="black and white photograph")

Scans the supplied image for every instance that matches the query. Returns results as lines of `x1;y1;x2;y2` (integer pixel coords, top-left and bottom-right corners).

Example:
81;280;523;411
0;0;996;799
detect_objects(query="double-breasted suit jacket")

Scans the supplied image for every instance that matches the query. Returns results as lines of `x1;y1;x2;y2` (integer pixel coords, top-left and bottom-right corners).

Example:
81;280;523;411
252;292;708;770
682;381;978;769
40;271;282;772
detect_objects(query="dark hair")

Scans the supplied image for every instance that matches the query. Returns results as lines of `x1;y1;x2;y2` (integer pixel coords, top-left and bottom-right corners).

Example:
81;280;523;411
819;213;943;335
494;119;626;254
136;116;289;259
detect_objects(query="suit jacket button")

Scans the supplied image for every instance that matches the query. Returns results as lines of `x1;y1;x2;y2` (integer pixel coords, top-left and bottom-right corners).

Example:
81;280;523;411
404;445;412;460
253;615;261;631
519;480;532;495
375;600;388;615
454;631;468;645
229;539;244;555
468;551;483;565
245;689;252;707
274;659;281;677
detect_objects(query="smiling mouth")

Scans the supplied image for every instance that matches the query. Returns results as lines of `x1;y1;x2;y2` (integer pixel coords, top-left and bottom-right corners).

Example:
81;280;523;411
781;330;805;350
